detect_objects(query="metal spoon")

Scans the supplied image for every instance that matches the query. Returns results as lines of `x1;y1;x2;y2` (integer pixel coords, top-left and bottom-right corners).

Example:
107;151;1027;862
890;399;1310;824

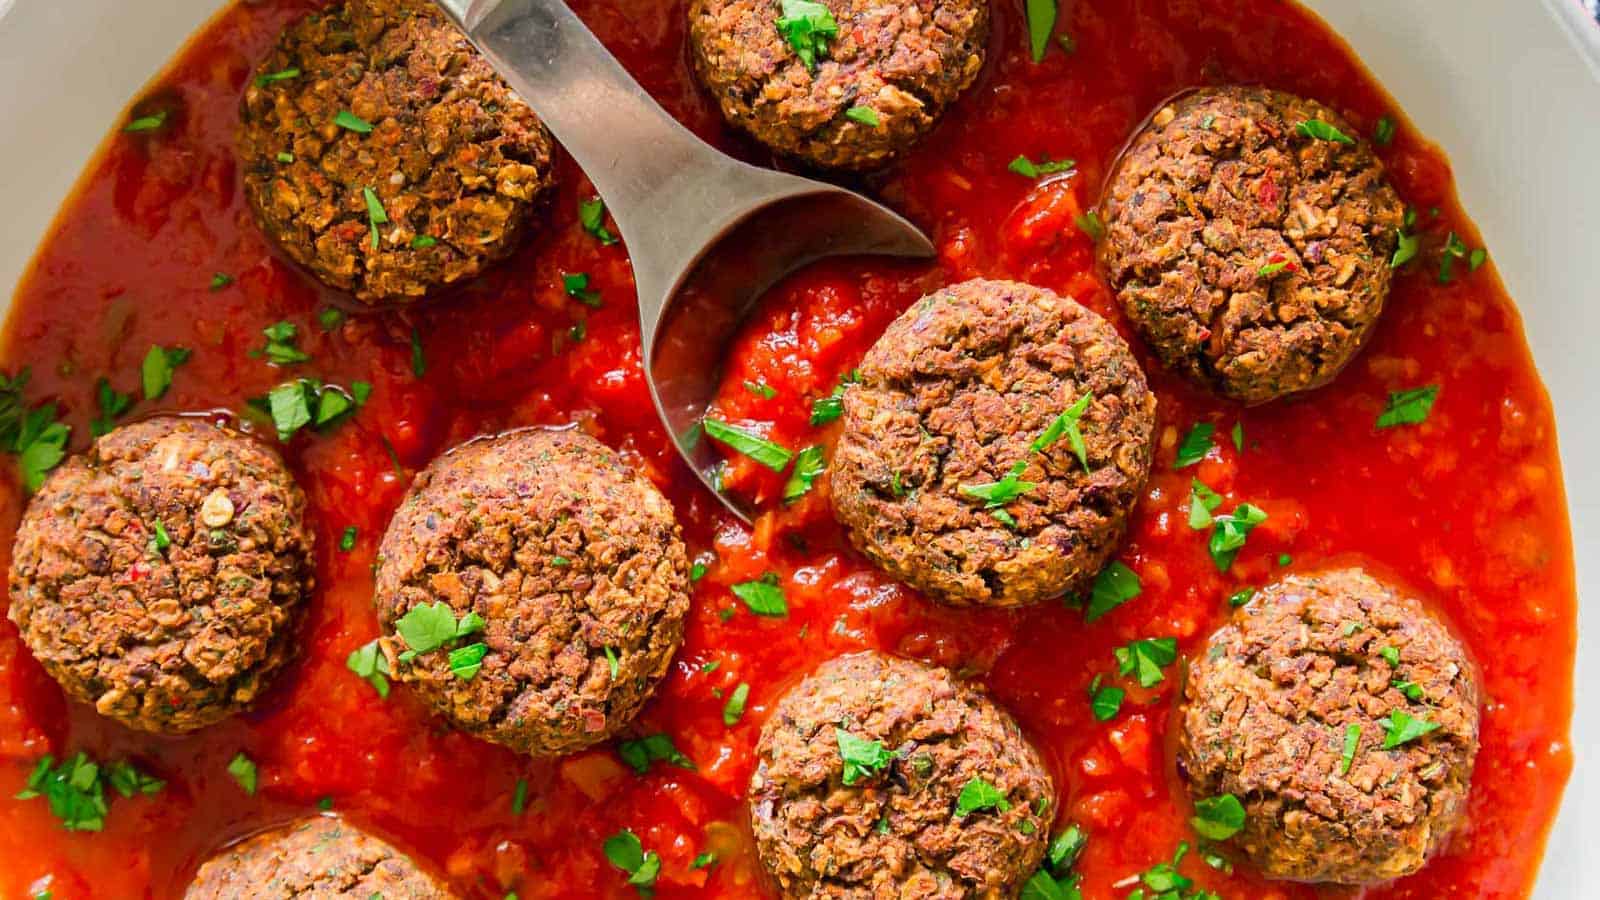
433;0;933;523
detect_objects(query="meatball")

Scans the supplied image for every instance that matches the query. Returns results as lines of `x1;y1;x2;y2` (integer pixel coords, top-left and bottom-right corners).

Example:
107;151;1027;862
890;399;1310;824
831;279;1157;608
239;0;557;304
749;652;1053;899
7;417;312;734
186;816;454;899
1100;86;1405;404
1178;568;1480;884
373;429;690;756
688;0;989;170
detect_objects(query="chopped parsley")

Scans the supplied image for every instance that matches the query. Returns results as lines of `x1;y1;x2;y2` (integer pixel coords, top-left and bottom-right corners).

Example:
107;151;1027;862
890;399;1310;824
579;197;619;245
1074;210;1105;241
333;110;373;133
254;67;301;87
836;729;896;785
744;379;776;399
809;370;859;425
1380;710;1441;749
1208;503;1268;572
1115;637;1178;688
511;778;529;815
1024;823;1087;899
617;734;695;775
1189;793;1245;841
393;601;482;663
1374;116;1396;146
1089;677;1124;722
1227;587;1256;607
153;520;171;553
1470;247;1488;271
227;752;258;795
90;378;133;437
1439;231;1470;283
1025;0;1059;63
703;418;792;472
775;0;839;70
410;328;426;377
3;388;70;493
1085;561;1140;623
1188;479;1223;530
257;321;309;366
1008;154;1076;179
411;234;437;249
339;526;358;552
1032;394;1092;470
1391;227;1421;268
783;445;826;503
1380;645;1401;667
730;574;788;617
255;378;368;441
363;187;389;249
723;682;750;726
1340;723;1362;775
844;105;880;127
209;272;234;292
123;111;168;133
16;754;111;831
602;829;661;894
1393;679;1425;702
345;639;391;698
1296;118;1356;144
961;460;1037;508
141;344;191;401
691;851;718;869
1174;423;1215;467
954;777;1011;817
448;642;488;680
1258;255;1294;278
318;307;345;331
563;272;602;307
1376;385;1439;429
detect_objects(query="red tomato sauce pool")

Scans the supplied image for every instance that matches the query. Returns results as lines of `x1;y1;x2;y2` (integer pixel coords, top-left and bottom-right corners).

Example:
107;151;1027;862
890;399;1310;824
0;1;1575;898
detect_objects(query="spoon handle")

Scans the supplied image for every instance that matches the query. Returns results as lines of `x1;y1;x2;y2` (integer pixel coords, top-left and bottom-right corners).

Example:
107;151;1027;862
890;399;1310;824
434;0;768;304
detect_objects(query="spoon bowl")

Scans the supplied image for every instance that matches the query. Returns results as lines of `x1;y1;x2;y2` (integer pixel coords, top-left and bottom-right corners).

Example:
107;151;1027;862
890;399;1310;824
434;0;934;522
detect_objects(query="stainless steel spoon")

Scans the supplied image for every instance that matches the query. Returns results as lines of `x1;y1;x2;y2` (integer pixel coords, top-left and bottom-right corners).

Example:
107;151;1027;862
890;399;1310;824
433;0;934;523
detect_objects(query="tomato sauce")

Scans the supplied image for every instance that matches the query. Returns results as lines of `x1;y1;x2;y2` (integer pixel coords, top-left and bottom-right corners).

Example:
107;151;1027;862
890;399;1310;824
0;1;1575;898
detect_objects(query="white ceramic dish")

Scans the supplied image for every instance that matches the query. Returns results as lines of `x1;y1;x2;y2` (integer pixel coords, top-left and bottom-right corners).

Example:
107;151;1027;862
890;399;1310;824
0;0;1596;895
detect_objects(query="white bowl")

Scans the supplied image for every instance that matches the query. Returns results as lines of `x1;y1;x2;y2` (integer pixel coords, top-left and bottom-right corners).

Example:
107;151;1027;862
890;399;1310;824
1;0;1596;895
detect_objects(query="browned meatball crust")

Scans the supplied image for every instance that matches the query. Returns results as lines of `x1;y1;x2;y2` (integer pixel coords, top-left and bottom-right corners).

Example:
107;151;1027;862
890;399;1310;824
185;816;454;899
7;417;312;734
749;652;1053;899
1100;86;1405;405
688;0;989;170
239;0;557;304
831;279;1157;608
374;429;690;756
1179;568;1480;884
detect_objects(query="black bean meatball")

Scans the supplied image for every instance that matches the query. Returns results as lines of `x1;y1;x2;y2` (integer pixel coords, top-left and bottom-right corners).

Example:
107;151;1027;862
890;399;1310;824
239;0;557;304
7;416;312;734
1100;86;1405;405
831;279;1157;608
750;652;1054;899
1179;568;1480;884
373;429;690;756
185;816;454;899
688;0;990;170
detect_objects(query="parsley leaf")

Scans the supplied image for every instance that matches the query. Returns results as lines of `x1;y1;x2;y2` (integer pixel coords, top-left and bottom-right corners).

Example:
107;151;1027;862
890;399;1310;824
1090;681;1124;722
1376;385;1439;429
1296;118;1356;144
617;734;695;775
345;639;391;699
1188;479;1223;530
954;777;1011;817
257;321;309;366
961;460;1037;508
775;0;839;70
1374;116;1396;146
1025;0;1059;63
1115;637;1178;688
1208;503;1268;572
1074;210;1105;241
1032;394;1092;469
1439;231;1470;283
731;574;788;617
333;110;372;133
603;829;661;894
836;729;896;785
1380;710;1441;749
448;642;488;680
704;418;793;472
123;111;168;133
809;371;859;426
1085;561;1140;623
723;682;750;726
227;752;258;795
410;328;426;378
1391;227;1421;268
90;378;133;437
16;753;107;831
394;601;465;656
1340;723;1362;775
1009;154;1075;179
580;197;619;245
783;445;826;502
141;344;191;401
363;187;389;250
564;272;603;308
1190;793;1245;840
1175;423;1215;468
254;67;301;88
845;105;880;126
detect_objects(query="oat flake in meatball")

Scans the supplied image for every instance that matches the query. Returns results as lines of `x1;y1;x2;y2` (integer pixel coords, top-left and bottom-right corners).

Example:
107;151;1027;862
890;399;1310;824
688;0;990;170
186;816;454;899
749;651;1053;899
239;0;557;304
831;279;1157;608
7;416;313;734
374;429;690;756
1100;86;1405;405
1179;568;1480;884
